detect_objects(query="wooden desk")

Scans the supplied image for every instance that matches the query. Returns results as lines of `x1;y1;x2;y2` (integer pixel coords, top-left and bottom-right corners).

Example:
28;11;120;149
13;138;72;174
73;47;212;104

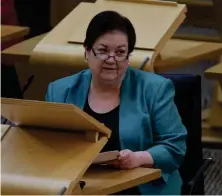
2;33;222;72
82;166;161;195
1;25;29;44
1;98;161;195
156;40;222;72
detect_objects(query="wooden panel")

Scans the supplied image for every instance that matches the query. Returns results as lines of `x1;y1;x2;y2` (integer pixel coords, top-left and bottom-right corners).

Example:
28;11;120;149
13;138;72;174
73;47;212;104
205;62;222;127
28;0;185;73
177;0;213;6
2;32;222;72
1;34;46;65
50;0;96;27
1;124;10;139
68;0;186;51
208;84;222;127
155;40;222;72
171;0;222;42
1;98;111;137
1;126;108;195
205;63;222;82
2;33;154;72
82;166;161;195
1;25;29;44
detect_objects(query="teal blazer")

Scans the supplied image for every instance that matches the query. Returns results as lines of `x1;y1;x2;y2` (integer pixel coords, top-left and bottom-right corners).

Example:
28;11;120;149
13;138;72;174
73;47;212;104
45;67;187;195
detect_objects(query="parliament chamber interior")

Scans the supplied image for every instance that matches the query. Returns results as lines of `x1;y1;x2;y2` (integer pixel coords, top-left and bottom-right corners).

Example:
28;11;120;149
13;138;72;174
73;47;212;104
1;0;222;195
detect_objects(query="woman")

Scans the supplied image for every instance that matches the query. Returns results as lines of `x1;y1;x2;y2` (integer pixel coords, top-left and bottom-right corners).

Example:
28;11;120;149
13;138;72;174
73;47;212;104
45;11;187;195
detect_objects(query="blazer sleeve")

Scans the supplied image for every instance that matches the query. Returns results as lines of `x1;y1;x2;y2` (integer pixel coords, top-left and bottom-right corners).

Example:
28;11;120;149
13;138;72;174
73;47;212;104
45;82;53;102
147;79;187;183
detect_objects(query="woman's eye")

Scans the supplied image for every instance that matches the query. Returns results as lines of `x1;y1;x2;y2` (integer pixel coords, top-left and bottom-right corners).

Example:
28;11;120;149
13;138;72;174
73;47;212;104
98;48;107;53
116;50;126;55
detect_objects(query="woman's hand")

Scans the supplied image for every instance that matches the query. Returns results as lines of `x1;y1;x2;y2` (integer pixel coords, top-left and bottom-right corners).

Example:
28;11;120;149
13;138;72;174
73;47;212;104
108;149;154;169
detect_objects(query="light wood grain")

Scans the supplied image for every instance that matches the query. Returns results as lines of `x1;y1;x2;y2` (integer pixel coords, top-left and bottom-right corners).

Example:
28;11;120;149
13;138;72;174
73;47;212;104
1;34;46;65
1;98;111;138
82;166;161;195
205;63;222;82
68;0;186;51
1;126;108;195
1;25;29;43
28;1;163;72
27;0;185;74
2;33;222;72
156;40;222;72
1;124;10;139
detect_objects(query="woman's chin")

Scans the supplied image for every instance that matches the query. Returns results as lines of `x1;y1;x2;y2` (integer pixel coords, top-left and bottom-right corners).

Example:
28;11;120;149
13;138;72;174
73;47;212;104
100;72;118;81
99;73;120;85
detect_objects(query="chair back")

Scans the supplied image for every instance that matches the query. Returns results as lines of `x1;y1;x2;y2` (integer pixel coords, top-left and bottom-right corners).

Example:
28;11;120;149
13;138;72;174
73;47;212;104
160;74;204;195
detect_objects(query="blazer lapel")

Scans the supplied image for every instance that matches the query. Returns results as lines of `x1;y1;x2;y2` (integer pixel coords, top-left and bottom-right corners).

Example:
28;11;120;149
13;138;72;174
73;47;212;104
65;70;91;109
119;67;134;149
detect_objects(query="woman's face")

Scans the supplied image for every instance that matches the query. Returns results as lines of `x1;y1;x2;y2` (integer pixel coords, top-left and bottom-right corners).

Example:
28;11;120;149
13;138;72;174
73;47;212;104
85;31;129;86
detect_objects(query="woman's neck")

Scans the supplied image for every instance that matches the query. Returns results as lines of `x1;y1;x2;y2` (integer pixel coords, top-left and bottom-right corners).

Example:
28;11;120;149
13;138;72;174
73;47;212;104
90;78;121;96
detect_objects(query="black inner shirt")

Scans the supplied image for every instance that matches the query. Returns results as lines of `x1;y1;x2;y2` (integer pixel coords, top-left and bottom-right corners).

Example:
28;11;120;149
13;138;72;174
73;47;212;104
83;99;141;195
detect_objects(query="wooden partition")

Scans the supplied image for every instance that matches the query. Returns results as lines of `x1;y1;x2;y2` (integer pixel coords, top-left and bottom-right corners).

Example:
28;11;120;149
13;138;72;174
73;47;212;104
1;97;161;195
29;0;186;73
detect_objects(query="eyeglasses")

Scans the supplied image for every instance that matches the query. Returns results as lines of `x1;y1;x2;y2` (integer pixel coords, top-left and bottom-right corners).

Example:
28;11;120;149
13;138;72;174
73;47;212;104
92;48;129;62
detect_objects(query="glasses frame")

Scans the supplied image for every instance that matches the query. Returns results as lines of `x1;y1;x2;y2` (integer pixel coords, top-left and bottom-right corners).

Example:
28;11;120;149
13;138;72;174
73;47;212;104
91;48;130;62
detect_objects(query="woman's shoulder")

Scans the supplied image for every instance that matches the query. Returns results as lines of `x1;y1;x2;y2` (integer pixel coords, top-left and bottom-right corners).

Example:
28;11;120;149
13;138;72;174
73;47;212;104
50;69;90;88
45;69;91;102
128;67;171;87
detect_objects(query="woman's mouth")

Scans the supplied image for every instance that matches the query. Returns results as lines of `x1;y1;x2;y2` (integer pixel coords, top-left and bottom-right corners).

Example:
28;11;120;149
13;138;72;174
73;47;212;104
102;67;117;70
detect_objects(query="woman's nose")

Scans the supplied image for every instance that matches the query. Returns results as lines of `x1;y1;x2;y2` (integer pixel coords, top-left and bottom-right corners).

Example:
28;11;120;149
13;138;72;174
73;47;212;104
106;52;116;63
106;55;116;63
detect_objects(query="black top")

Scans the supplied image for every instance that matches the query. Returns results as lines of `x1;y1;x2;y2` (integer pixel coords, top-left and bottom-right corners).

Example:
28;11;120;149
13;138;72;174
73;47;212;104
83;99;141;195
83;99;120;152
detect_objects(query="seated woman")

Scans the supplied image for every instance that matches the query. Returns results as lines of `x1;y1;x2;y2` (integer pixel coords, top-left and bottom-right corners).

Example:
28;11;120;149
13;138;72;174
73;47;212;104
45;11;187;195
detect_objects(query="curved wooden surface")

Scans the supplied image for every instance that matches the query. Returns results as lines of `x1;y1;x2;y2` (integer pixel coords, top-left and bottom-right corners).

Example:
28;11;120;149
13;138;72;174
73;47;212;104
82;166;161;195
68;0;185;51
1;98;111;137
1;126;108;195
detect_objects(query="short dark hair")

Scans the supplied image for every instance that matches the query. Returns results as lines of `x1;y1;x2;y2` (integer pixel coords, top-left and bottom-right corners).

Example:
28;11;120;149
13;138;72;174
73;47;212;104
84;10;136;54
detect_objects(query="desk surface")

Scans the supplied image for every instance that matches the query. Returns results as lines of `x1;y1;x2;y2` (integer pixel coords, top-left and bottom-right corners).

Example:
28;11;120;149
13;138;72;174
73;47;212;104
1;25;29;44
82;166;161;195
2;33;222;72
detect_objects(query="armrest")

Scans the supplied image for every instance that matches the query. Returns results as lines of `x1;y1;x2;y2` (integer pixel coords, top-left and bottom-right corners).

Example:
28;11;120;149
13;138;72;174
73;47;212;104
183;158;214;195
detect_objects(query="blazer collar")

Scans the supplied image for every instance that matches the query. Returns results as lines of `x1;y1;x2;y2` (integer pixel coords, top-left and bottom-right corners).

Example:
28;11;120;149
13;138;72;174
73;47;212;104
65;67;131;109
